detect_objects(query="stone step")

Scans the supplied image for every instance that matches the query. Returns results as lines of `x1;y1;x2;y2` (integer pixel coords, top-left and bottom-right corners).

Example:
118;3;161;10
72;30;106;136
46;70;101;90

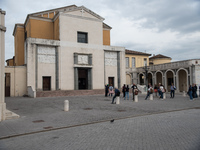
5;110;20;120
36;89;105;97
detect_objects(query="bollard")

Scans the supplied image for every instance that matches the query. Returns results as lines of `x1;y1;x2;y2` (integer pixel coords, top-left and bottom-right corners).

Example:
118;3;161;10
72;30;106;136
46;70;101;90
116;97;120;104
64;100;69;111
134;95;138;102
163;93;166;99
183;91;186;97
150;94;153;100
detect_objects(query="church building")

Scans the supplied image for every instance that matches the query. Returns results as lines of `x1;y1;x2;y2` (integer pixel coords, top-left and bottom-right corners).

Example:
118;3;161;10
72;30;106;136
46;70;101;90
5;5;125;97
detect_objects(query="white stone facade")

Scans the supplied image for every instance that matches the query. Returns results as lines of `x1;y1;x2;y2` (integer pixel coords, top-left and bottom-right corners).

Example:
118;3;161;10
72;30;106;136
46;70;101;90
0;9;6;121
24;6;125;94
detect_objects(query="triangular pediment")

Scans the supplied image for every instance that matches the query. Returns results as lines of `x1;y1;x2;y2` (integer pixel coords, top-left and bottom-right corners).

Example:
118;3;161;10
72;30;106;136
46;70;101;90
62;6;105;21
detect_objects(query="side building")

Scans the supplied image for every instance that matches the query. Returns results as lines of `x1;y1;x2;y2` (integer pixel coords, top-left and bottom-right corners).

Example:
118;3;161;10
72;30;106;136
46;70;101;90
5;5;126;97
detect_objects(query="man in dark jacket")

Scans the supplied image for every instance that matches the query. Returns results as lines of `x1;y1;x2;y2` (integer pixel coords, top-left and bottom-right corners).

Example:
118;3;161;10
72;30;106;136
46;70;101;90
111;88;120;104
105;84;109;97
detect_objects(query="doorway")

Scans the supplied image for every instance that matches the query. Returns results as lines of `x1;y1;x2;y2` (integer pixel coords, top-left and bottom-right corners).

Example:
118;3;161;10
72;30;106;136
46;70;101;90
108;77;114;87
5;73;10;97
78;69;88;89
43;76;51;91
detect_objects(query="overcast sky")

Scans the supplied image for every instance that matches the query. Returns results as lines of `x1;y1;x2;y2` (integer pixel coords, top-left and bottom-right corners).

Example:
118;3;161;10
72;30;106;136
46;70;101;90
1;0;200;62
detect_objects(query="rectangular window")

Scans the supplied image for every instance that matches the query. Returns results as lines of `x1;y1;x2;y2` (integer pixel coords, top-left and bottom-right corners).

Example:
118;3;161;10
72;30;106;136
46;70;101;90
144;58;147;66
126;57;129;68
132;57;135;68
77;32;88;43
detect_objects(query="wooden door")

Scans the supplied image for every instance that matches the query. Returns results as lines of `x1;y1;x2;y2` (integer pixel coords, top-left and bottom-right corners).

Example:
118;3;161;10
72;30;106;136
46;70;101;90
108;77;114;87
43;77;51;91
5;73;10;97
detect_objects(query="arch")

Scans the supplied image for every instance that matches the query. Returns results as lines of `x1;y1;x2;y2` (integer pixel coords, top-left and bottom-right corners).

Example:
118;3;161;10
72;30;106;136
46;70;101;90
147;72;153;86
138;72;145;85
165;69;175;92
126;73;132;85
155;71;163;85
177;68;188;92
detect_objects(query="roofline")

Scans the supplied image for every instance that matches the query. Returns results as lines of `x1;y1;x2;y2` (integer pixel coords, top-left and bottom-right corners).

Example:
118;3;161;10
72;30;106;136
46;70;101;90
13;24;24;36
125;49;151;56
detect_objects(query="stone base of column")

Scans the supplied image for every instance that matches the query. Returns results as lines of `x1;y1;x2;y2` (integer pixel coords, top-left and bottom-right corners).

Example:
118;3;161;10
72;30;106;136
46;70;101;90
64;100;69;111
183;91;186;97
0;103;6;121
163;93;166;99
116;97;120;104
134;95;138;102
150;94;153;100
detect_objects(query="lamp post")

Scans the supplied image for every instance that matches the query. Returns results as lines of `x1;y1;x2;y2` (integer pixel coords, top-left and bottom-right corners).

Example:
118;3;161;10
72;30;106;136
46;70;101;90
143;64;149;92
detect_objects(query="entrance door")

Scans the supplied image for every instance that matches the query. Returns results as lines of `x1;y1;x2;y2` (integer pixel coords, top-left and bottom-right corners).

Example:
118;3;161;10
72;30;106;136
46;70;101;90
108;77;114;87
43;77;51;91
78;69;88;89
5;73;10;97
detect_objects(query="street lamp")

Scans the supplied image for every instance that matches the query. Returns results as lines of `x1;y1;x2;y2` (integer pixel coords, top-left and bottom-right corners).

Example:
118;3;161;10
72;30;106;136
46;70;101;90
143;64;149;92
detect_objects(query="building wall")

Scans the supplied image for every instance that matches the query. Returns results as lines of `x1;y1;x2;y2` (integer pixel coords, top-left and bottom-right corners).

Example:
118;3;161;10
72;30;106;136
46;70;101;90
150;58;171;65
53;17;59;40
14;27;24;66
27;19;54;40
5;66;27;97
125;54;149;68
103;29;110;45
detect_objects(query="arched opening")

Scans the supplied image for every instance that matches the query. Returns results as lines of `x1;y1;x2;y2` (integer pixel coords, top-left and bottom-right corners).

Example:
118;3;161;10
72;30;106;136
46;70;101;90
166;71;174;92
178;70;187;92
156;72;162;85
139;74;144;85
148;73;153;86
126;74;131;85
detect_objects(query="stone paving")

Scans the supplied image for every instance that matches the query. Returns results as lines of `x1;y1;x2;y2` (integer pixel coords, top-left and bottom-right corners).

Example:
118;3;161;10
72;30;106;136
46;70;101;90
0;94;200;149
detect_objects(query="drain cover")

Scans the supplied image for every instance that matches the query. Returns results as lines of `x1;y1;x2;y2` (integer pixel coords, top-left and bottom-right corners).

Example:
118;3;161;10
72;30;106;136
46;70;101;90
32;120;44;123
84;108;93;110
117;110;126;112
43;126;53;129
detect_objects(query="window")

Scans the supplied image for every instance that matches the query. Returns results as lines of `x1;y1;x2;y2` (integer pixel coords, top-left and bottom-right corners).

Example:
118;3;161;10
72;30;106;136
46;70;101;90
126;57;129;68
77;32;88;43
144;58;147;66
132;57;135;68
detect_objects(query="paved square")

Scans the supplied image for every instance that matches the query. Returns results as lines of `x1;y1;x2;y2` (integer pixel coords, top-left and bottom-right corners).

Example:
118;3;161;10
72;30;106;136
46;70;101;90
0;94;200;150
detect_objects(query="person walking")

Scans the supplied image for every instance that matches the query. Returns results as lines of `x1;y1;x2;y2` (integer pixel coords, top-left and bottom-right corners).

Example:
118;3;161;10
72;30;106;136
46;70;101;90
131;83;137;101
154;84;158;97
145;84;153;100
109;84;114;97
188;85;193;100
170;83;176;98
194;84;198;98
159;83;164;99
124;85;129;100
105;84;109;97
122;84;126;98
111;87;120;104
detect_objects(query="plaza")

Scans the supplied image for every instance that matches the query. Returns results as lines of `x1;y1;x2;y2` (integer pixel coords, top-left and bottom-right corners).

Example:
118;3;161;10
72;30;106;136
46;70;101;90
0;94;200;149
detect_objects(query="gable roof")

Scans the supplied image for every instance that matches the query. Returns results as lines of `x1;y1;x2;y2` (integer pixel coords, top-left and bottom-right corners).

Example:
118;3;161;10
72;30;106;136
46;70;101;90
125;49;151;56
149;54;171;60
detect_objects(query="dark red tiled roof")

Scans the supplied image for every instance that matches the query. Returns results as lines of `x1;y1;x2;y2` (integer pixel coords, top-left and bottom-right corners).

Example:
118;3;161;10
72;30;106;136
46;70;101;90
125;49;151;56
149;54;171;59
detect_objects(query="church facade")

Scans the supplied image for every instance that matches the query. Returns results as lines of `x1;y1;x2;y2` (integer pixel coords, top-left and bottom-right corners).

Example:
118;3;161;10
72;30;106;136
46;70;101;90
5;5;125;97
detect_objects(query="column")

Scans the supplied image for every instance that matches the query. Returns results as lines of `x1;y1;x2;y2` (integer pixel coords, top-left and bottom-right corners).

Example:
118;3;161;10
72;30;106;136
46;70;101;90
0;9;6;121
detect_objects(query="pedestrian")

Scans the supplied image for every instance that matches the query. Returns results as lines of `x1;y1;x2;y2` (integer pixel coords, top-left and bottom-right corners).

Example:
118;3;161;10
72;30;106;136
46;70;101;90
111;87;120;104
154;84;158;96
145;84;153;100
124;85;129;100
159;83;164;99
170;83;176;98
199;85;200;97
109;84;114;97
194;84;198;98
122;84;126;97
188;85;193;100
131;83;138;100
105;84;109;97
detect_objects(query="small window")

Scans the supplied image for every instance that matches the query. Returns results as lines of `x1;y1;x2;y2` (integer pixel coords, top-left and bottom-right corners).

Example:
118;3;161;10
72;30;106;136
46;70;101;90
77;32;88;43
126;57;129;68
144;58;147;66
132;57;135;68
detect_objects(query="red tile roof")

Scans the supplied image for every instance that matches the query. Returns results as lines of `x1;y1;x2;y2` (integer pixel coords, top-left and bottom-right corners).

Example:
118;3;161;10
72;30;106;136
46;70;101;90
149;54;171;59
125;49;151;56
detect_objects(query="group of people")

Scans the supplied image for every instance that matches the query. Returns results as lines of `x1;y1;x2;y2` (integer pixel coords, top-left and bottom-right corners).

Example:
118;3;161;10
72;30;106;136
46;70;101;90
105;84;114;97
122;83;139;100
188;84;198;100
145;83;166;100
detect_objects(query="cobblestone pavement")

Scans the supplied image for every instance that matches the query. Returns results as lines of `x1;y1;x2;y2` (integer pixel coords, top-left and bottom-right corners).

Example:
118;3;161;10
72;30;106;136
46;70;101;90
0;94;200;149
